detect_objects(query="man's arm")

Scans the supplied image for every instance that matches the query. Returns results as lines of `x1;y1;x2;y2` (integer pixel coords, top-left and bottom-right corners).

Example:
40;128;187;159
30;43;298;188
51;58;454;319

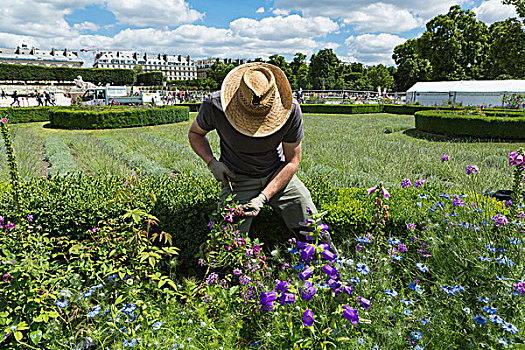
262;140;302;200
188;119;213;165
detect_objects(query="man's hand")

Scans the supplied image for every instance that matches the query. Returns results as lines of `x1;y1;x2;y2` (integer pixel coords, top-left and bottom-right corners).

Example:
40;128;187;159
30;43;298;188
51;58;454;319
240;193;268;217
207;158;235;186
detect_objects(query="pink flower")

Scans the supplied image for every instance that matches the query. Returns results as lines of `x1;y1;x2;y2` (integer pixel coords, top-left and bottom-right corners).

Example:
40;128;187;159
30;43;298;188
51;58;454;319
0;118;7;124
366;186;377;196
381;187;390;199
509;151;525;168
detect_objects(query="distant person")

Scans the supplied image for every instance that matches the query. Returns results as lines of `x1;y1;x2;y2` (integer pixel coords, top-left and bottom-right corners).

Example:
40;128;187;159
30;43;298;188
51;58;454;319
10;91;20;107
36;92;44;106
50;93;56;106
44;91;53;106
1;90;6;99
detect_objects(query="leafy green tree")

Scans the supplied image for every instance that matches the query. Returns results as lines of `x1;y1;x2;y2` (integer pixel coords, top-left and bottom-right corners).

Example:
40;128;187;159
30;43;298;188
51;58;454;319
418;5;489;80
309;49;341;90
392;39;432;91
207;61;235;89
486;18;525;79
267;54;295;87
290;53;309;89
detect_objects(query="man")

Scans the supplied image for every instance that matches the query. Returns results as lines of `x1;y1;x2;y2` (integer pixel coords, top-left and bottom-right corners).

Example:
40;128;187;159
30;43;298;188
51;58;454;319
188;62;316;234
10;91;20;107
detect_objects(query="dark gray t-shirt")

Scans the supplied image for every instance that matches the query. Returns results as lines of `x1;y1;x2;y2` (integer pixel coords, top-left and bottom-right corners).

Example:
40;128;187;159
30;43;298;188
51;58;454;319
196;91;304;177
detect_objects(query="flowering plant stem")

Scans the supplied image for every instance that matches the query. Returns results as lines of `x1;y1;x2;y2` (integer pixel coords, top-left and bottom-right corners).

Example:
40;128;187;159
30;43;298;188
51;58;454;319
0;118;24;221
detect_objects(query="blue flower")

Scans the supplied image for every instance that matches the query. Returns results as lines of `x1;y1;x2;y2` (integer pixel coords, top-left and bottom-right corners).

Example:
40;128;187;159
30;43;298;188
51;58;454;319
502;322;519;334
489;314;504;325
121;303;137;314
416;263;429;272
83;290;93;298
498;338;510;346
420;318;431;326
293;263;305;270
87;305;101;318
388;238;401;245
409;283;424;294
54;300;68;308
89;284;104;290
482;306;497;315
349;277;360;285
152;321;163;330
509;238;521;245
478;256;491;262
404;309;412;315
473;315;487;325
385;289;398;298
418;194;427;199
400;299;414;306
478;297;490;303
356;263;370;275
411;331;422;341
392;255;402;261
356;237;369;244
123;338;137;347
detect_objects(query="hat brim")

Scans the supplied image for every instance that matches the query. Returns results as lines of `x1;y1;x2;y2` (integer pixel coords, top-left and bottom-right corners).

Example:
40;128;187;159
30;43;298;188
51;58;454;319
221;62;293;137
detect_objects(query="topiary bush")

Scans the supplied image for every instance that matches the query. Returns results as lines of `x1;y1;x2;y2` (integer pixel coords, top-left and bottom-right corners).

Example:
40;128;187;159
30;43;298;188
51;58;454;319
49;105;189;129
415;111;525;139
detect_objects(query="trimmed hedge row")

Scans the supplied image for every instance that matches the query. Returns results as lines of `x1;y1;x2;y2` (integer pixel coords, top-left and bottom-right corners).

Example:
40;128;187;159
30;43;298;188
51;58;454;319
0;106;74;123
136;71;164;86
301;104;383;114
49;106;189;129
415;111;525;139
0;63;135;85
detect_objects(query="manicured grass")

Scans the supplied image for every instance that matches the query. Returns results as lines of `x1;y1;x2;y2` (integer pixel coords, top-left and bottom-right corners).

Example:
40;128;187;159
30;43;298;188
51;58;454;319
1;113;519;192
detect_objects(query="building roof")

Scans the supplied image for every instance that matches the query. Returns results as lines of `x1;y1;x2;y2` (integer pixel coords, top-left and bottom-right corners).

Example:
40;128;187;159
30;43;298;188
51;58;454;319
407;80;525;93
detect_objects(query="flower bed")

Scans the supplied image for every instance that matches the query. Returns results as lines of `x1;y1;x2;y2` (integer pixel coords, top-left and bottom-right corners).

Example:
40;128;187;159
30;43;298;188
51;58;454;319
49;105;189;129
415;111;525;140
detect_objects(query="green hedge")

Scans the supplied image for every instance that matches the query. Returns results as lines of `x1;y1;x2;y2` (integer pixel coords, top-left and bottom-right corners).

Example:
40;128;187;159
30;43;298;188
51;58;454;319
49;106;189;129
301;104;383;114
0;63;135;85
0;106;73;123
136;71;164;86
415;111;525;139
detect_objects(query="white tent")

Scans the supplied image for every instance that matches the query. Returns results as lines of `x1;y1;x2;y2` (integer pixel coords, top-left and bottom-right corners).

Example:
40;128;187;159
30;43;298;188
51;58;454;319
406;80;525;107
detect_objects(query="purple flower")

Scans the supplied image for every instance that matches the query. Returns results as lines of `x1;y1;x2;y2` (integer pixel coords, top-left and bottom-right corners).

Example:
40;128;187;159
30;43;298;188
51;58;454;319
492;214;509;227
414;179;426;188
398;244;408;252
366;186;378;196
275;280;289;292
300;244;314;262
453;195;465;207
342;284;353;297
205;272;218;285
299;267;313;281
406;223;416;231
239;275;251;285
328;279;341;293
466;165;480;175
279;292;296;305
382;187;390;198
357;296;371;309
321;249;336;263
302;309;314;327
260;291;277;311
5;222;15;230
508;151;525;168
441;155;450;162
27;214;33;222
322;265;338;278
514;280;525;296
401;178;412;188
300;281;317;301
233;268;242;276
342;306;359;325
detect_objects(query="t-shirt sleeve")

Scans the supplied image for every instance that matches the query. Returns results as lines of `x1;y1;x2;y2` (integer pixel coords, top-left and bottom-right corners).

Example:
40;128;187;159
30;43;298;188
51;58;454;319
195;99;216;131
283;102;304;143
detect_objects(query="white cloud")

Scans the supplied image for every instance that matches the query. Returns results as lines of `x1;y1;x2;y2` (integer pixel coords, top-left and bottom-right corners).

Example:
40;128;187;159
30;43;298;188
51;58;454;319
105;0;204;27
272;8;290;16
342;3;423;33
345;33;406;65
230;15;339;40
473;0;517;23
73;21;99;32
274;0;468;22
256;7;265;13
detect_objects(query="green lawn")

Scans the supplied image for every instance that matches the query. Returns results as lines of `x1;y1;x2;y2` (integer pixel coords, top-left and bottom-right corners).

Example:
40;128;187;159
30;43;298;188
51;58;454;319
2;112;520;192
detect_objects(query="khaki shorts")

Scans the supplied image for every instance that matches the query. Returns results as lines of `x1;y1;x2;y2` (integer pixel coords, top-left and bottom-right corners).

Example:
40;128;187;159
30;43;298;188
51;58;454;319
218;171;317;233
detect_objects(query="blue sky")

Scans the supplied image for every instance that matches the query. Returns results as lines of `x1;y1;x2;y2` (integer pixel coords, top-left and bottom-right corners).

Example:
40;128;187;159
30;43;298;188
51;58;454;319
0;0;518;66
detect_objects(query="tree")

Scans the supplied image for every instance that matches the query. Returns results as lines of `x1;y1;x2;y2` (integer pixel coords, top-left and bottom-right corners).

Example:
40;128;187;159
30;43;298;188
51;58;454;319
207;60;235;89
290;53;309;90
267;54;295;87
392;39;432;92
308;49;341;90
486;18;525;79
418;5;489;80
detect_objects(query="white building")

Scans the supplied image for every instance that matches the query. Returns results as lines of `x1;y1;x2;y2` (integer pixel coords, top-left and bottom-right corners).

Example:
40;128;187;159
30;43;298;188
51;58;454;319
407;80;525;107
93;51;197;80
0;44;83;67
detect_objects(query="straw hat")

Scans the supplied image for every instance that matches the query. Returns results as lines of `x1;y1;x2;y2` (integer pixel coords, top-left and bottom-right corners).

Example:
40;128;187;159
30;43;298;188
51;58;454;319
221;62;293;137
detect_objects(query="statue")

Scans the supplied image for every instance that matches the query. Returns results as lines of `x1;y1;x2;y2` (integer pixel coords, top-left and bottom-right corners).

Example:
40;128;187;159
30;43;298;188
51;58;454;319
74;75;96;90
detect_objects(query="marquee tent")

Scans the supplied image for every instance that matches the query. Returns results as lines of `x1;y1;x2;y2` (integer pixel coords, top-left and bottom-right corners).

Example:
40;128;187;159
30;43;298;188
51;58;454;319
406;80;525;107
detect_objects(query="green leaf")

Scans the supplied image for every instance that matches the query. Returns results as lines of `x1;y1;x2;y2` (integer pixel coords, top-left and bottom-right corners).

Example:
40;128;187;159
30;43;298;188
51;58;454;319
29;330;42;345
14;331;23;341
115;295;124;305
229;285;239;296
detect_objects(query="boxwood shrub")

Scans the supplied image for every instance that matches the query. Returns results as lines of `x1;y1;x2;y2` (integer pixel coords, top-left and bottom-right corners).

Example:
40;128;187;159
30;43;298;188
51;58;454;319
49;105;189;129
415;111;525;139
0;106;72;123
